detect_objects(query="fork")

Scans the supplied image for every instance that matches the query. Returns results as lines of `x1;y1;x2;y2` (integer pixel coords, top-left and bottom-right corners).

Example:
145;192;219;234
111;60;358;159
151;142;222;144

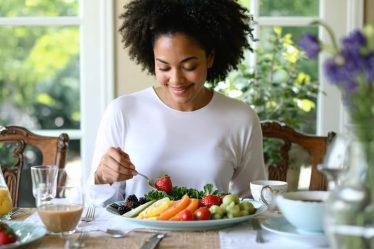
81;207;95;222
251;218;265;243
65;231;88;248
0;207;21;220
136;172;156;189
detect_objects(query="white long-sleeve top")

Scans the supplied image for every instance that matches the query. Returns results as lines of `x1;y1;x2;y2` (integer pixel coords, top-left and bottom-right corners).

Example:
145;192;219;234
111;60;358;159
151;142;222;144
87;87;266;206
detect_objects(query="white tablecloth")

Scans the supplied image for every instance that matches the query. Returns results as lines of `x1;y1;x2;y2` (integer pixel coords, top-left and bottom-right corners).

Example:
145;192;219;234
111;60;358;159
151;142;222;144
219;220;329;249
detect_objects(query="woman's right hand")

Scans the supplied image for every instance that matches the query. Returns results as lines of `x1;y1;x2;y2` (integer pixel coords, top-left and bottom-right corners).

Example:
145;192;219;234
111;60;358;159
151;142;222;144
95;147;137;184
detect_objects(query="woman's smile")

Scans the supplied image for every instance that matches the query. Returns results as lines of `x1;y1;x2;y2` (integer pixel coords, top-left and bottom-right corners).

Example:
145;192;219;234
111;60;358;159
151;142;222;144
153;32;214;111
169;84;193;96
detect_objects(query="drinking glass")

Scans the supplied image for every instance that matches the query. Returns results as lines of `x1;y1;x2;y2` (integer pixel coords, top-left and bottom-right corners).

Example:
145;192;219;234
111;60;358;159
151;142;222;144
0;167;13;218
35;169;84;236
31;165;58;205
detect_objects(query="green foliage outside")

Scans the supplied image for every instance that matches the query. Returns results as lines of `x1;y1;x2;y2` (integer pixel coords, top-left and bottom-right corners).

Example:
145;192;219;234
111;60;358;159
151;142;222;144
0;2;80;131
216;27;318;128
212;27;319;166
259;0;319;16
0;1;80;165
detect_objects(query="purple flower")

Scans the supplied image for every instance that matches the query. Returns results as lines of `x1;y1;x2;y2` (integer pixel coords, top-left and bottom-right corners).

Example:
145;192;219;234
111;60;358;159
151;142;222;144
366;53;374;82
298;33;321;58
323;58;345;83
340;49;364;74
341;30;367;51
323;57;359;93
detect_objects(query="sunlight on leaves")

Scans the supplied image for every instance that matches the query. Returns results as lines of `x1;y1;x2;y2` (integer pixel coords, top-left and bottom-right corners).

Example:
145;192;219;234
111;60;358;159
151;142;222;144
295;99;315;112
72;112;80;122
27;29;79;81
296;72;311;85
266;101;278;109
37;93;55;106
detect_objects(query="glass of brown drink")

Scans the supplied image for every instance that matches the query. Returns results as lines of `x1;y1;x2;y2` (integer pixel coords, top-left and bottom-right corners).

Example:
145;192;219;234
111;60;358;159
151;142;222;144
35;169;84;236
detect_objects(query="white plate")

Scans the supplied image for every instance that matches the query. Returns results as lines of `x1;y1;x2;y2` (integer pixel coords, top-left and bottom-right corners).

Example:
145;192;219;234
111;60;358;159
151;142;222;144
106;200;267;231
262;216;328;246
0;221;46;249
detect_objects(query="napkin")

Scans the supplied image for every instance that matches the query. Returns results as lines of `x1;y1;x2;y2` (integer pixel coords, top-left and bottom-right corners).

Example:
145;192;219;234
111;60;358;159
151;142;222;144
219;221;329;249
24;207;139;233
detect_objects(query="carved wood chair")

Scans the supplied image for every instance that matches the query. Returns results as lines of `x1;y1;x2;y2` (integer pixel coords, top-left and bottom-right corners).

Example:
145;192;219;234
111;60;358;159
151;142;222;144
261;120;336;191
0;126;69;207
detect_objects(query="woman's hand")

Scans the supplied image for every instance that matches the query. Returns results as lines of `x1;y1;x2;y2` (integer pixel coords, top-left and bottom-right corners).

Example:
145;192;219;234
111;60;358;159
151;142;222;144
95;147;137;184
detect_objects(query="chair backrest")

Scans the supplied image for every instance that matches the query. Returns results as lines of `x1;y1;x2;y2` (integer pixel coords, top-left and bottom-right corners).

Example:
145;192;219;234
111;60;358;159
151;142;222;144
0;126;69;207
261;120;336;191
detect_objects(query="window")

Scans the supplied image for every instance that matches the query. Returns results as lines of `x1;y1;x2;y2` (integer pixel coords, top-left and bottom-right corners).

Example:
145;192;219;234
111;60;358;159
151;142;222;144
0;0;114;184
249;0;363;135
221;0;363;190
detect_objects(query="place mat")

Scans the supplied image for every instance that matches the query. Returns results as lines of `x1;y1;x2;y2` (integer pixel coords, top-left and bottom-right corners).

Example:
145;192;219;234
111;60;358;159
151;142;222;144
24;229;219;249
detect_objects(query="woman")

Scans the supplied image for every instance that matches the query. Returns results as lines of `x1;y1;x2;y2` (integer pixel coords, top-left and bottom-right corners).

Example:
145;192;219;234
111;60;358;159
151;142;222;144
88;0;266;205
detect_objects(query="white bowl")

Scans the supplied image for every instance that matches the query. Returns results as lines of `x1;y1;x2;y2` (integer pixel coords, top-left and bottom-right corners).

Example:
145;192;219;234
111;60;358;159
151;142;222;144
276;191;329;233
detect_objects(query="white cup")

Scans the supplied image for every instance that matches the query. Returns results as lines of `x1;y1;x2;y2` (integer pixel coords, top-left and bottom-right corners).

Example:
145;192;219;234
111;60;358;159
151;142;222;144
250;180;288;207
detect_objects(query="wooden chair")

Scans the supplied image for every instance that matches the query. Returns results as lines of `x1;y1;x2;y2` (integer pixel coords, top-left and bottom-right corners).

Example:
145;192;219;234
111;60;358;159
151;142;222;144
261;120;336;191
0;126;69;207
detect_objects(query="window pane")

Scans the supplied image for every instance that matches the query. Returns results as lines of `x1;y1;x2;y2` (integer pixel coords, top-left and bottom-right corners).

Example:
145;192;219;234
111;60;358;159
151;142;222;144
259;26;319;133
238;0;250;9
0;26;80;130
0;0;79;17
260;0;319;16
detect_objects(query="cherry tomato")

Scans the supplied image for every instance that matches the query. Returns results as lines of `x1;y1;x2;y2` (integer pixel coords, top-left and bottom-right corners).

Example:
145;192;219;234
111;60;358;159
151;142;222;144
180;209;194;221
193;207;211;220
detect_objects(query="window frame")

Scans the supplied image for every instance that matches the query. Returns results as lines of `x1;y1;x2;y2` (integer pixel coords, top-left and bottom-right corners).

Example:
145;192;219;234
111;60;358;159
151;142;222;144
250;0;364;136
0;0;115;184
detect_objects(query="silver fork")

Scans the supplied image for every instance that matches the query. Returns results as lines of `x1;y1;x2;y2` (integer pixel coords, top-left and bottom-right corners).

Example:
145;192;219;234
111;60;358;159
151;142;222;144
81;207;95;222
65;231;88;248
251;218;265;243
136;172;156;188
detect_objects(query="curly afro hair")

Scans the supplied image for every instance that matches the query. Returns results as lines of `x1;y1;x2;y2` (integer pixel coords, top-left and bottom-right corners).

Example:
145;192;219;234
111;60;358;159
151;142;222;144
119;0;254;86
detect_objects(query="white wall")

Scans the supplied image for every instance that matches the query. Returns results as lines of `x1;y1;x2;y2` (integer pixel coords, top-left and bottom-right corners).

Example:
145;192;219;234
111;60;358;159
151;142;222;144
115;0;155;95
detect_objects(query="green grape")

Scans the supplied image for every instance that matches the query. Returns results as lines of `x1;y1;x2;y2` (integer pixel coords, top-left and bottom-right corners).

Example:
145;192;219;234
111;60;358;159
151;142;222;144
227;204;241;217
240;210;249;216
220;202;228;210
210;205;225;216
213;213;223;219
222;194;240;205
239;201;255;214
225;201;235;212
227;212;235;219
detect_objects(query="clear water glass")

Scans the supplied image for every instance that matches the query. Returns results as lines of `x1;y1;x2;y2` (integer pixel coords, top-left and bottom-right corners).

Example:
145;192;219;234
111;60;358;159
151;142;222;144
31;165;58;205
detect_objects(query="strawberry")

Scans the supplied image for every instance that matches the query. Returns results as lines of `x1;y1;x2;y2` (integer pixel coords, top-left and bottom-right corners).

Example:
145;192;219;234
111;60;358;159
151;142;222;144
201;195;222;208
154;175;173;194
0;222;17;245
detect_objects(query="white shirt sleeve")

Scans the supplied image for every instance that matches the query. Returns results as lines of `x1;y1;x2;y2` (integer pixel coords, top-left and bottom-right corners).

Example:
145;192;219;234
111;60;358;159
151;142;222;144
229;110;267;197
85;100;127;206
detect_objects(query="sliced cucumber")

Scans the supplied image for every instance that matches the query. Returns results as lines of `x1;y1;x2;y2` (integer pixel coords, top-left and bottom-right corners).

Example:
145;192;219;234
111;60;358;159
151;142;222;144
122;200;156;218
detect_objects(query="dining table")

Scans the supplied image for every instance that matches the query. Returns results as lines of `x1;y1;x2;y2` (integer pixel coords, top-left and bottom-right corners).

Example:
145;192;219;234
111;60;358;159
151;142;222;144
10;205;329;249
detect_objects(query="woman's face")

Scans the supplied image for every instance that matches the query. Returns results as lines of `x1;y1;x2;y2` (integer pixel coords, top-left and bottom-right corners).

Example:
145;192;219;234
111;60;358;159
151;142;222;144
153;32;214;111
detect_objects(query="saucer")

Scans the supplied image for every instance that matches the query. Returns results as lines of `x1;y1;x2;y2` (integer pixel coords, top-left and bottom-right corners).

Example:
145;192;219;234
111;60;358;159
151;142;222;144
262;216;328;246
